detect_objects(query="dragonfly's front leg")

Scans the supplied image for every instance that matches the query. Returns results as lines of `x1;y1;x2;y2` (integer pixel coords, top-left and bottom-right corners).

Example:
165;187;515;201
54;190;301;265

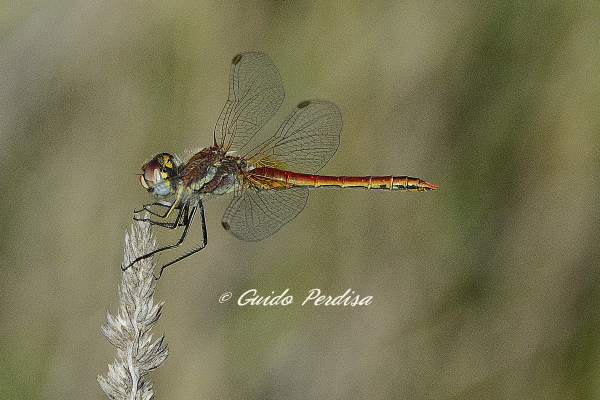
133;202;185;229
134;202;172;217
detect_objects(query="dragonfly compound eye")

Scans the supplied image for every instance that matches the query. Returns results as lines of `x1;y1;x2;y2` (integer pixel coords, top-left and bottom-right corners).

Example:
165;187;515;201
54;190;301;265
140;153;178;196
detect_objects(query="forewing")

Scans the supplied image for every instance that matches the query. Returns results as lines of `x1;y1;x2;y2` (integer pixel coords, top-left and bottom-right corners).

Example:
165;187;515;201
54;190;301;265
221;187;309;242
247;100;342;174
214;52;285;152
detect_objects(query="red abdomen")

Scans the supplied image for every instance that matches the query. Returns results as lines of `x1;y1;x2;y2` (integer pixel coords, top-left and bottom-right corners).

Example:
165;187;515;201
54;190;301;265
249;167;437;191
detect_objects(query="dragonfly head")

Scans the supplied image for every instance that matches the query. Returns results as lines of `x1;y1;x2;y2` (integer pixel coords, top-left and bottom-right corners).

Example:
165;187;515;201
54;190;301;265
140;153;179;197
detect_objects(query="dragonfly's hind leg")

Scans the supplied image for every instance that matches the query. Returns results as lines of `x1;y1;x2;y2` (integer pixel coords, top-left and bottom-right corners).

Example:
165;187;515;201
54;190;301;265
155;201;207;279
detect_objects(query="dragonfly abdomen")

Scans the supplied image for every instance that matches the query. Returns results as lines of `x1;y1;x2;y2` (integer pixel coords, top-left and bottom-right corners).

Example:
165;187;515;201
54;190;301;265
250;167;437;191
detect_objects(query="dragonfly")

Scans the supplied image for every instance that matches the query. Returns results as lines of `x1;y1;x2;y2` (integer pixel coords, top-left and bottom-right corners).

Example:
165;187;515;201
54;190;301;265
124;52;437;277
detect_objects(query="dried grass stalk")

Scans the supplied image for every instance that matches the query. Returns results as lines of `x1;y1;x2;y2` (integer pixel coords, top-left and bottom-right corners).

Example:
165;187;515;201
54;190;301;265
98;217;168;400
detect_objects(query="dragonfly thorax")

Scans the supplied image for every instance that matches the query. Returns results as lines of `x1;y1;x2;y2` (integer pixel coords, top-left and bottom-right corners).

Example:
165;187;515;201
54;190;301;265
180;146;241;198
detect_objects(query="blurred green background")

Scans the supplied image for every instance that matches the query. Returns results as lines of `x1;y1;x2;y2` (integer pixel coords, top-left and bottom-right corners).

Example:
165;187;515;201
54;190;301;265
1;1;599;398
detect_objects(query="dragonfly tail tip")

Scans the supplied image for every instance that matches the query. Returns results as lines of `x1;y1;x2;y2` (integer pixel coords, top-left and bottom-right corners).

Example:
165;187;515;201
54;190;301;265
423;181;438;190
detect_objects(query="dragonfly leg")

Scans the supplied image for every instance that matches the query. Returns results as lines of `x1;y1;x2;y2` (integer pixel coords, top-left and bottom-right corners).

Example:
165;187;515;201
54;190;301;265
122;202;197;272
133;202;185;229
155;201;207;279
134;202;171;217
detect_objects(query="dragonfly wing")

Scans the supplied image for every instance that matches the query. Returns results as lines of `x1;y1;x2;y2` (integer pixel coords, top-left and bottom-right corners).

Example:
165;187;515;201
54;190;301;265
247;100;342;174
222;187;309;241
214;52;285;152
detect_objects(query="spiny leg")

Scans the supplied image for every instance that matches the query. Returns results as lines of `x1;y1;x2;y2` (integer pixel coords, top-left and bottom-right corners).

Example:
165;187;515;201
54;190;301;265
122;202;197;271
134;202;186;229
156;201;207;279
134;202;171;217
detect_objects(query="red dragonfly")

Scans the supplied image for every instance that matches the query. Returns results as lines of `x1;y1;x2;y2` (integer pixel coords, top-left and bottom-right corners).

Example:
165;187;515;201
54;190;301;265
125;52;437;277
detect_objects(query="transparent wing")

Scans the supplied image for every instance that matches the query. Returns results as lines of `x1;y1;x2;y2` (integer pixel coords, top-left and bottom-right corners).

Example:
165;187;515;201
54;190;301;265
221;186;309;241
246;100;342;174
214;52;285;152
